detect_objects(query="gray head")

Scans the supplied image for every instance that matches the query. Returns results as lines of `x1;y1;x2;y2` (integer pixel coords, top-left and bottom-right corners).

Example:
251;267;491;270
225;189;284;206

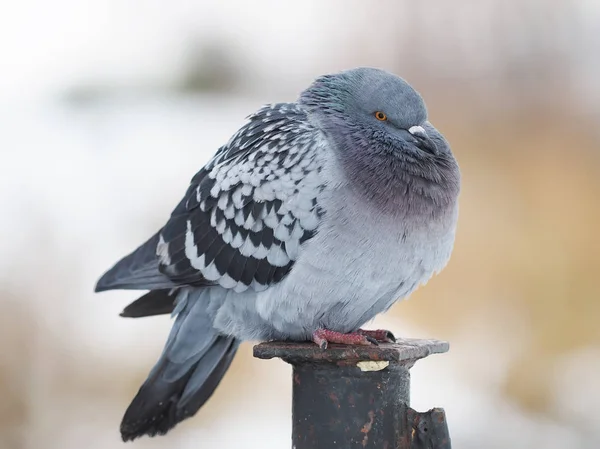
299;67;460;211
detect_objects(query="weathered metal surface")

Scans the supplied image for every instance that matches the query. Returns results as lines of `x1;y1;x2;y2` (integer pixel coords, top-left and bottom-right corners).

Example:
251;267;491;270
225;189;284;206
253;339;451;449
291;358;410;448
407;408;451;449
253;338;449;365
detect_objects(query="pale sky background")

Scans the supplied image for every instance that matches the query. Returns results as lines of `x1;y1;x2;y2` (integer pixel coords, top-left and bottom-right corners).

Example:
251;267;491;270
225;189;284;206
2;0;600;103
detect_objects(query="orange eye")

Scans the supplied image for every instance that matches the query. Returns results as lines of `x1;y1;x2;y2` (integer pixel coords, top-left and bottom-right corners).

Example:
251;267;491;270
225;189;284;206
374;111;387;121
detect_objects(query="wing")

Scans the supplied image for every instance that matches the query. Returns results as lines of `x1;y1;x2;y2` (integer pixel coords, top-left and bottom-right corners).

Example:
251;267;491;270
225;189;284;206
100;103;325;294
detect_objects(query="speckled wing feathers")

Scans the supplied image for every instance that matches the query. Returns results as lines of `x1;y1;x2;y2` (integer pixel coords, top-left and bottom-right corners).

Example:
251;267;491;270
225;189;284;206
157;103;325;293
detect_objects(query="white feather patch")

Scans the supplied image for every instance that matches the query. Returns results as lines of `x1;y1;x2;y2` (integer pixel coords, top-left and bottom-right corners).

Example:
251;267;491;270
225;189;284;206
284;238;299;260
274;223;291;241
239;237;257;257
254;243;269;259
218;273;238;289
202;262;221;281
233;282;250;293
267;244;290;266
231;232;244;248
222;227;233;244
185;221;206;270
251;279;269;292
156;235;171;265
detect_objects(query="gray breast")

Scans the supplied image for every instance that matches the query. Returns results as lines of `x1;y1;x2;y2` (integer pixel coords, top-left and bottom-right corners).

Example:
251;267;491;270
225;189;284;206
209;168;458;341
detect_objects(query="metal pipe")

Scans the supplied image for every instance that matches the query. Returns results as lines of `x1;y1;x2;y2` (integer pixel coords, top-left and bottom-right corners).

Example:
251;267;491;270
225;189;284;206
254;338;451;449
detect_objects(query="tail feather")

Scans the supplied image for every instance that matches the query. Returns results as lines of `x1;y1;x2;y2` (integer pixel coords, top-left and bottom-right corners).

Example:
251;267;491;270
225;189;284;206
119;290;239;442
120;289;177;318
176;337;239;421
120;336;239;441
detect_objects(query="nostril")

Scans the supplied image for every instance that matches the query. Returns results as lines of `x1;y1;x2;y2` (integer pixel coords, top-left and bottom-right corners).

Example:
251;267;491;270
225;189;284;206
408;125;426;135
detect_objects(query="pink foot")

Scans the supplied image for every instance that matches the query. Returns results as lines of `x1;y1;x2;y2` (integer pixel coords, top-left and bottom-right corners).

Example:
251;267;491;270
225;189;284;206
312;328;396;350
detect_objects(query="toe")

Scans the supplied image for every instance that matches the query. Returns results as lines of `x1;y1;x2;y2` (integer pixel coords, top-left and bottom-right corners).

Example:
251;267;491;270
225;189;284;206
312;330;329;350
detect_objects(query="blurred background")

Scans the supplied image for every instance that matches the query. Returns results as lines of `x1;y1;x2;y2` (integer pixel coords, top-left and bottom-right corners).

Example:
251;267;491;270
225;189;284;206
1;1;599;448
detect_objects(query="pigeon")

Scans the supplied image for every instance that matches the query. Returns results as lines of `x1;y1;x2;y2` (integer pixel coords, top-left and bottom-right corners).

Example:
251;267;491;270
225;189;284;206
95;67;461;441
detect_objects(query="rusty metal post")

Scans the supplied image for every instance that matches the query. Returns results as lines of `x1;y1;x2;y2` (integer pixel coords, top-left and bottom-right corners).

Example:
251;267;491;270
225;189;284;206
254;338;451;449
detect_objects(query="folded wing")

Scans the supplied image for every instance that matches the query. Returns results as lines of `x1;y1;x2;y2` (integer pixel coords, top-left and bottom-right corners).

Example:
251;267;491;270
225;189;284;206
96;103;325;294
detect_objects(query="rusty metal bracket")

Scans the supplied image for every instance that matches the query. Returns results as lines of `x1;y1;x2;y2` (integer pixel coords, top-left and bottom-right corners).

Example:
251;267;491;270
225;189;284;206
254;338;451;449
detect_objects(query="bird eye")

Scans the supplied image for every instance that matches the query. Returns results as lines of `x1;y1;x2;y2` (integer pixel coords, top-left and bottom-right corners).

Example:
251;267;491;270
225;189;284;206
374;111;387;121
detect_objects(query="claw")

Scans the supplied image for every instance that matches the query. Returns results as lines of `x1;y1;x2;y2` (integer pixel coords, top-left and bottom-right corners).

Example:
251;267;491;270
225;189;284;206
385;331;396;343
364;336;380;346
357;329;397;343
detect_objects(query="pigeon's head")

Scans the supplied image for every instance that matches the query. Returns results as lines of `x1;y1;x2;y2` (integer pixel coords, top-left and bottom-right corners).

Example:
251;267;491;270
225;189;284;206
299;67;447;158
299;67;460;209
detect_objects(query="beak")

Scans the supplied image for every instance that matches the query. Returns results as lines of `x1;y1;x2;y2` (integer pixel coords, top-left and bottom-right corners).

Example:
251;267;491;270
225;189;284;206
408;126;438;155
